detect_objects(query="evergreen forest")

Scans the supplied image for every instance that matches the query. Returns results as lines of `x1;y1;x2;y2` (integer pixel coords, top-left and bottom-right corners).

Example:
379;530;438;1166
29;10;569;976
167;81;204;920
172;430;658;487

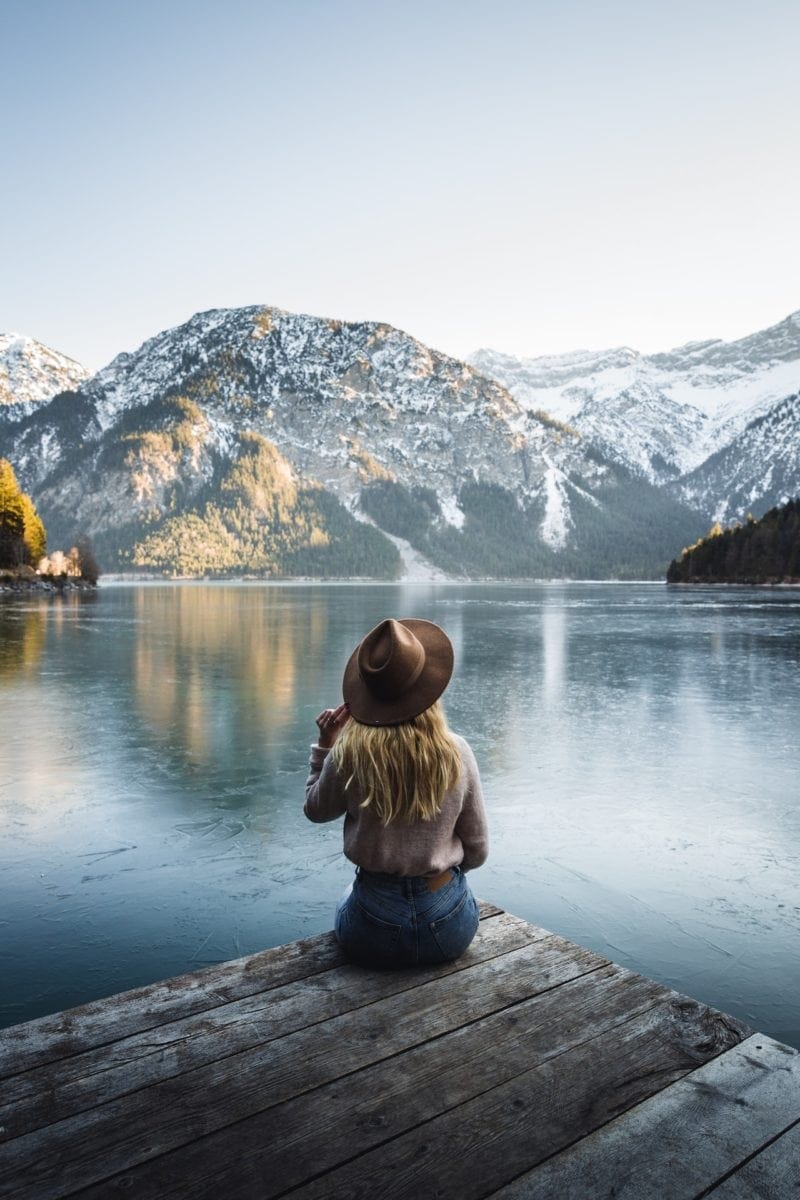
361;473;706;580
667;499;800;584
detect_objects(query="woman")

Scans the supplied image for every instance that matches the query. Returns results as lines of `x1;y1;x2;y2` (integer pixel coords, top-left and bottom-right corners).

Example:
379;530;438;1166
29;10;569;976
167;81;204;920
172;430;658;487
304;617;489;968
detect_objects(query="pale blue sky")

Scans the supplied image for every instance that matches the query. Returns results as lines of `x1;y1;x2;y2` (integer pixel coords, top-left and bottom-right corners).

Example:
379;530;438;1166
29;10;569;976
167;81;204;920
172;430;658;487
2;0;798;370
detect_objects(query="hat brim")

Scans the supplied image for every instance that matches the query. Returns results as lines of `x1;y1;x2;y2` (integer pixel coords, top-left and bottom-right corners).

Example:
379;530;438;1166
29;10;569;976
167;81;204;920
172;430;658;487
342;618;454;726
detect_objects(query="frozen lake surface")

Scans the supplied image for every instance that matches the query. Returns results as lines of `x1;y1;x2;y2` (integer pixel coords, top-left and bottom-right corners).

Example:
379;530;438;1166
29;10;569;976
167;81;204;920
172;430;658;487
1;581;798;1046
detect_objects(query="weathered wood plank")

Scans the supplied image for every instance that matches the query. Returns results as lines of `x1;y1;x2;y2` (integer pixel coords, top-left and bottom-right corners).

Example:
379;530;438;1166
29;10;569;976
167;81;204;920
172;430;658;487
1;912;542;1137
486;1034;799;1199
0;899;507;1081
282;997;749;1200
702;1117;800;1199
0;931;344;1082
0;933;600;1200
75;963;673;1199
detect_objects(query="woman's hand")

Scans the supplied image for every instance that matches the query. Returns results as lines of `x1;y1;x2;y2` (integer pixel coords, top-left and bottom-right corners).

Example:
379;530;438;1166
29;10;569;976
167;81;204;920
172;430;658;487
315;702;350;749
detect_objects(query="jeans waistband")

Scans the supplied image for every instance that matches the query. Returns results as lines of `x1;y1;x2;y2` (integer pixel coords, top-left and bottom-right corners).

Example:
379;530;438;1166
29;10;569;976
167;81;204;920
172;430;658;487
356;866;460;895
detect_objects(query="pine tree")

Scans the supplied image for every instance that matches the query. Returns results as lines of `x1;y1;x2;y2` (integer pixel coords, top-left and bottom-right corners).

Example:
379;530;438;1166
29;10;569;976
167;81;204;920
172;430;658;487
666;498;800;583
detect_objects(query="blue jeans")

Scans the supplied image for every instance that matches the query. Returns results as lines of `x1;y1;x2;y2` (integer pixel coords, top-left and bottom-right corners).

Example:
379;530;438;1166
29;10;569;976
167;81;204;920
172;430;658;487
334;865;480;969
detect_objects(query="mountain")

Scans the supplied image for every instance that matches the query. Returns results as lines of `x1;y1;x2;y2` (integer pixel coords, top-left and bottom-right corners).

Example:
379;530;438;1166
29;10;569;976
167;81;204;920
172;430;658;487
0;334;90;419
470;311;800;494
0;306;706;578
675;392;800;522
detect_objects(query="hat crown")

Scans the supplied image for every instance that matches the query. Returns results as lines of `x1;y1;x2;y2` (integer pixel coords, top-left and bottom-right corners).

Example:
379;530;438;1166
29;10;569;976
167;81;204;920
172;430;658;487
357;619;425;701
343;617;454;725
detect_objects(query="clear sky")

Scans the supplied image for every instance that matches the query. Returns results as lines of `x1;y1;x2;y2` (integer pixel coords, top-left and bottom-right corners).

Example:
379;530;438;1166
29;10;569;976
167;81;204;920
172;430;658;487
2;0;798;371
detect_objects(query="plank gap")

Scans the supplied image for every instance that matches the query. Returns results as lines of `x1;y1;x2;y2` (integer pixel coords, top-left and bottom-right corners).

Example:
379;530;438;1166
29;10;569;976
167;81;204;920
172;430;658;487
696;1113;800;1199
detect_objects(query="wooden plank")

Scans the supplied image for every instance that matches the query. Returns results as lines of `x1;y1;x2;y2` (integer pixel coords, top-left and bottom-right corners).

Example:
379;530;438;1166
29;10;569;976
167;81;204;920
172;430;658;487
282;995;750;1200
75;963;673;1199
0;899;507;1080
486;1034;800;1199
0;933;601;1200
1;912;542;1137
702;1118;800;1199
0;931;344;1082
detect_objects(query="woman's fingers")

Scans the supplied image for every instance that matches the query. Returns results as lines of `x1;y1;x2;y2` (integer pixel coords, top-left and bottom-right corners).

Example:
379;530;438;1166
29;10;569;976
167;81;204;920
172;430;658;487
315;707;344;727
314;702;349;749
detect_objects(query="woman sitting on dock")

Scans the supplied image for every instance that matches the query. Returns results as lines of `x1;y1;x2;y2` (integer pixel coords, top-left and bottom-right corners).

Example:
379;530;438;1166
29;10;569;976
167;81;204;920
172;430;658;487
304;617;489;969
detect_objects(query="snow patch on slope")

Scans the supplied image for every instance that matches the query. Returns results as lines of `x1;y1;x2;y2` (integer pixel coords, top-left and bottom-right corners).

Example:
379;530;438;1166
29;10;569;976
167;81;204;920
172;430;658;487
380;531;452;581
440;494;465;528
540;458;571;549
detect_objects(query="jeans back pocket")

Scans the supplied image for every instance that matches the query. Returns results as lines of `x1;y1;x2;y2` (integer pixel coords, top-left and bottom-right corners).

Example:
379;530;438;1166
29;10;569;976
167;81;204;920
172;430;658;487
428;890;480;961
337;897;403;968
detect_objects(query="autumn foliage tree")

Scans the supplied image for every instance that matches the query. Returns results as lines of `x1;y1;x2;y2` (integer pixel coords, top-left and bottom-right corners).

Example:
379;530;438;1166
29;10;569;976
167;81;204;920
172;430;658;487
0;458;46;569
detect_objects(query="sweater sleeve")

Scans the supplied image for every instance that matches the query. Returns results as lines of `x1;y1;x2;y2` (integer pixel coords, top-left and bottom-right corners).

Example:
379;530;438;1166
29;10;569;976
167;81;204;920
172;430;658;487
454;740;489;871
304;744;348;823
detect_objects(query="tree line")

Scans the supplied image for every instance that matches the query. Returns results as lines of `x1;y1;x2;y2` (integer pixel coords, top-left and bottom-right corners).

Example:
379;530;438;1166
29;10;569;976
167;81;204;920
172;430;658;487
667;498;800;584
0;458;100;583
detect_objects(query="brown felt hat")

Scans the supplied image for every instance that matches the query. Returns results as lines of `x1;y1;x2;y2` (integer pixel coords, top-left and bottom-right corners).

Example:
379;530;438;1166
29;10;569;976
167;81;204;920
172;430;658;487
342;618;454;726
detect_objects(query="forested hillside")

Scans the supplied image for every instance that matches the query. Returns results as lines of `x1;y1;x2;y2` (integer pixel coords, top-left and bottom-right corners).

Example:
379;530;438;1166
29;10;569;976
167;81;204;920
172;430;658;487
667;499;800;584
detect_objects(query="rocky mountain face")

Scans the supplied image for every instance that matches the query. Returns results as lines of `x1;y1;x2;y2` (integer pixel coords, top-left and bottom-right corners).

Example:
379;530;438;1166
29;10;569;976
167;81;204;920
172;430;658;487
0;306;706;578
470;311;800;517
0;334;90;420
674;391;800;523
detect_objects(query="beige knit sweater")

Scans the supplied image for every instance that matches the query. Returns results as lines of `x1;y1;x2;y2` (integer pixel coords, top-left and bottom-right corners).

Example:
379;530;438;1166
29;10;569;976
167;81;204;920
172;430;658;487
304;734;489;877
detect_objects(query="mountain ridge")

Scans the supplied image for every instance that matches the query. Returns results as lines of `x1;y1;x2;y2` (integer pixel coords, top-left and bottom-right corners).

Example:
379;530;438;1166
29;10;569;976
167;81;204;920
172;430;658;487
0;304;708;579
469;309;800;495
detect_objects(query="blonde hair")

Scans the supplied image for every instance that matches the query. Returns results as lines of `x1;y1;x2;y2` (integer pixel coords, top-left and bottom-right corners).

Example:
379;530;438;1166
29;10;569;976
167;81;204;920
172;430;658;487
331;700;462;826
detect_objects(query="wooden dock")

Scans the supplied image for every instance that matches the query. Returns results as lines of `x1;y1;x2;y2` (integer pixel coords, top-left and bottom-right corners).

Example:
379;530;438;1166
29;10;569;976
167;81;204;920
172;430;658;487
1;901;798;1199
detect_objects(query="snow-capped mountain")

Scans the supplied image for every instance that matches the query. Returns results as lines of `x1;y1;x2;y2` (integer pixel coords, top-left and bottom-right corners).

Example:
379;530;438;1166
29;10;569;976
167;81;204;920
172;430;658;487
675;392;800;523
470;311;800;488
0;334;90;417
0;306;705;578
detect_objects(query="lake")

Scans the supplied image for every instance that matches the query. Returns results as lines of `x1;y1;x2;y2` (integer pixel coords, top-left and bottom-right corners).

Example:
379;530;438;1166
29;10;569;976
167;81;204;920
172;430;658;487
1;581;798;1047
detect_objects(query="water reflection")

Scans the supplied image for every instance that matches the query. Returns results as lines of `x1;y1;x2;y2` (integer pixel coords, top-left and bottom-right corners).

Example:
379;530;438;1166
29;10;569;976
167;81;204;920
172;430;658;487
132;586;329;767
0;605;46;679
541;602;566;702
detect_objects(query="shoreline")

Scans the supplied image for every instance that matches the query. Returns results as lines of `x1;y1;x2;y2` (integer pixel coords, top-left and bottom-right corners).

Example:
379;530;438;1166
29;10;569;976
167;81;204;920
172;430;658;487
0;578;97;595
5;575;799;592
667;579;800;589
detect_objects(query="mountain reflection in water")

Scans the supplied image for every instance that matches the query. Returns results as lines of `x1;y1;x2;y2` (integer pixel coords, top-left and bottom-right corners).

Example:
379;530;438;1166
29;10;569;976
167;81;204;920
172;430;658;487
132;585;329;766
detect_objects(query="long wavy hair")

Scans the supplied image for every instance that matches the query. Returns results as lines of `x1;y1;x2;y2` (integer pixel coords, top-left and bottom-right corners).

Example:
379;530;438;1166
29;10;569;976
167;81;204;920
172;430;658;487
331;700;462;825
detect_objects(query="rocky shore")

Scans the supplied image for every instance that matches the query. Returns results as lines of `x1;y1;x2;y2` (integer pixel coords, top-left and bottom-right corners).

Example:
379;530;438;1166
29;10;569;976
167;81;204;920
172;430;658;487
0;568;97;595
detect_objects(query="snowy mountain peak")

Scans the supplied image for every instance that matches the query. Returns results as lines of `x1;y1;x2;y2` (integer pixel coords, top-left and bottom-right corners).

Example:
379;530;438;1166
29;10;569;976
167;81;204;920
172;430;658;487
469;307;800;485
471;344;640;385
0;333;90;411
